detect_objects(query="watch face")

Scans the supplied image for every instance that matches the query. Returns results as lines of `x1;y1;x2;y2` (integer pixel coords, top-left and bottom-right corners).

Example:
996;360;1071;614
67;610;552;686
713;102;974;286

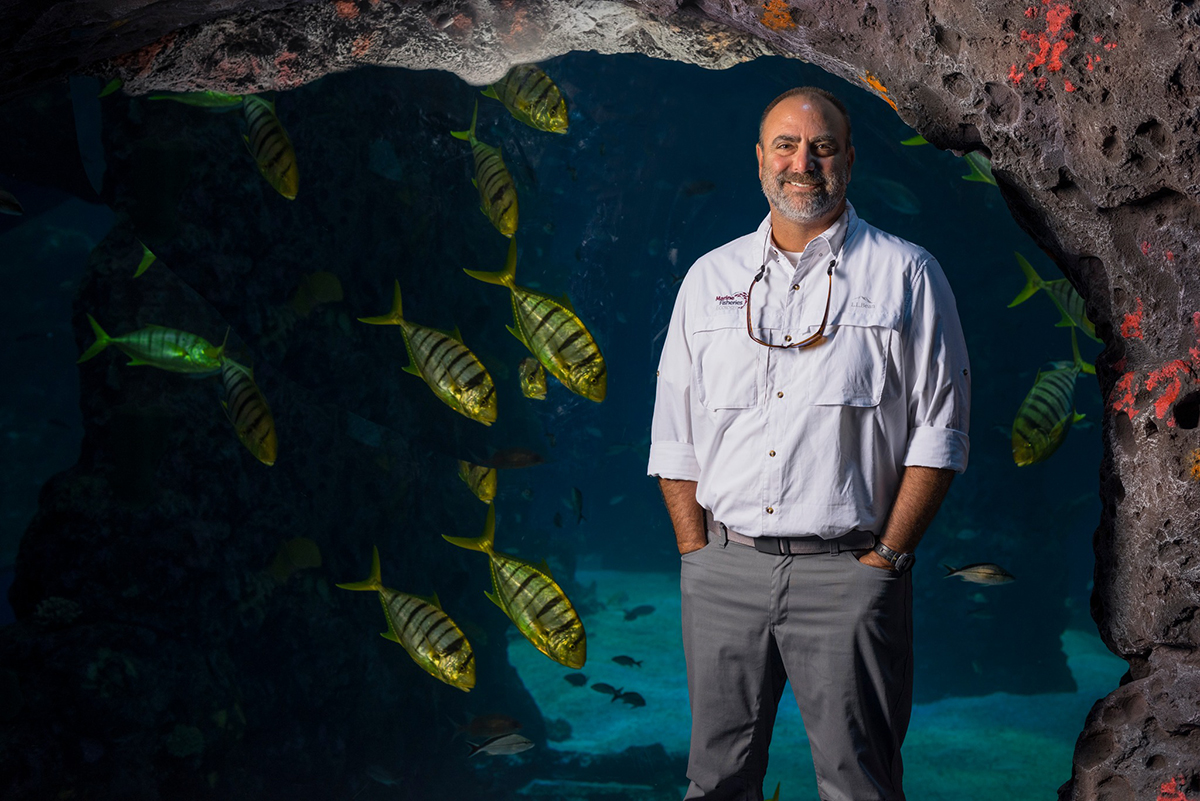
894;552;916;573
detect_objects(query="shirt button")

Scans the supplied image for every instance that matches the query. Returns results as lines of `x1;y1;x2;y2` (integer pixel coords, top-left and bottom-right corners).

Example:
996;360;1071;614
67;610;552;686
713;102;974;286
777;391;784;398
784;335;792;342
769;450;776;457
791;284;800;291
766;507;774;514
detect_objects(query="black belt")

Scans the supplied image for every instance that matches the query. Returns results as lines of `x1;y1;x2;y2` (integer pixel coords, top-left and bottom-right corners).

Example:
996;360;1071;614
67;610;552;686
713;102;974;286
705;511;875;555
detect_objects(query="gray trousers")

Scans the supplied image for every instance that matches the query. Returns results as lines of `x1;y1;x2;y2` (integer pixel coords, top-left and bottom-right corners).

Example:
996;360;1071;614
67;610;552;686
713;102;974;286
679;530;913;801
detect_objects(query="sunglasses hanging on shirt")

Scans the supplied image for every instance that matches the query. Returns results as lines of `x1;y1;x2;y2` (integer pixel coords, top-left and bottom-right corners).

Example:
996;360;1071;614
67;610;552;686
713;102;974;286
745;227;835;349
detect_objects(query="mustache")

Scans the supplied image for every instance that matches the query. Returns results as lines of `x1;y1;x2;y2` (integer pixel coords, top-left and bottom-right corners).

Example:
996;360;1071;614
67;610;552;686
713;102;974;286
778;172;824;186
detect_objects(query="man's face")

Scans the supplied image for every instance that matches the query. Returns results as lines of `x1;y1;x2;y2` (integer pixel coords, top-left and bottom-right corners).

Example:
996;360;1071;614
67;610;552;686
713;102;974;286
756;95;854;226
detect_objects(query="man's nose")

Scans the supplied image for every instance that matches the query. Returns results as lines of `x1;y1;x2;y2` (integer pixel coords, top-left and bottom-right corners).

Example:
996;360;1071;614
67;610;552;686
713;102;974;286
789;146;813;173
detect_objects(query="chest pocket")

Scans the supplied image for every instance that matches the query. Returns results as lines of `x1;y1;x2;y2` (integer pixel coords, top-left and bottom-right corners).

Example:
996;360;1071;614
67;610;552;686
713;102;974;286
788;323;893;407
693;317;762;410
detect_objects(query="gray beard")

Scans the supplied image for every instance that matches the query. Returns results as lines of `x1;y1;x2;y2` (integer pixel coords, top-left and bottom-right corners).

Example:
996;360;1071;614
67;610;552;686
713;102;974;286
761;167;848;224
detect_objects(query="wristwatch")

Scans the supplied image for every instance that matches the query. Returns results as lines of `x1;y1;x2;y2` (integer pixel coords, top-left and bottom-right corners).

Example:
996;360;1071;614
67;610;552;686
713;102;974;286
872;542;916;574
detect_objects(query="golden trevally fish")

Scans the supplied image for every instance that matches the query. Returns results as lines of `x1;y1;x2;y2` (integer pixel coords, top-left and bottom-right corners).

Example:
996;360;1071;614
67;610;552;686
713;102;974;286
1008;252;1100;343
220;357;277;466
149;91;244;108
1011;328;1095;466
465;240;605;403
458;460;497;504
337;546;475;691
451;101;518;237
518;357;546;400
359;281;497;426
242;95;299;200
77;314;225;373
943;563;1016;585
482;64;568;134
443;505;586;668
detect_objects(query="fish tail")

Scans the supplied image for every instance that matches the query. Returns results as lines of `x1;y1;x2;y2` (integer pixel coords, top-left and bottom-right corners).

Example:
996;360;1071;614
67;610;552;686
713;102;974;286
442;504;496;554
358;280;406;326
335;546;384;592
77;314;111;363
463;239;517;289
450;100;479;143
1007;252;1043;308
942;564;957;576
1071;328;1096;375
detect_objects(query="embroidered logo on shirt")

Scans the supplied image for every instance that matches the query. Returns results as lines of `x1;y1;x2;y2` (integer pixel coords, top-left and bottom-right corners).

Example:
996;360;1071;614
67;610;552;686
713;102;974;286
715;292;749;309
850;295;875;309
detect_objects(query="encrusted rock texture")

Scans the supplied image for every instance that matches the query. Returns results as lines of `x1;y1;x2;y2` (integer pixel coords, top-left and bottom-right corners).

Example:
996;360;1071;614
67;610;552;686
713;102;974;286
0;0;1198;799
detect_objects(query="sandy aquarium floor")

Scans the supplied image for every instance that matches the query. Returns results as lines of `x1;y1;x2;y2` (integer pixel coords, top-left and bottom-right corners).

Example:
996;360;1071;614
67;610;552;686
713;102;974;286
507;568;1128;801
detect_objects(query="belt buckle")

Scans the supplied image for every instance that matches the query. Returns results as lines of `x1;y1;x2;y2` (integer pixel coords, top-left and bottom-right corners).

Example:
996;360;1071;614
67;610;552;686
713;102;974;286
754;536;786;555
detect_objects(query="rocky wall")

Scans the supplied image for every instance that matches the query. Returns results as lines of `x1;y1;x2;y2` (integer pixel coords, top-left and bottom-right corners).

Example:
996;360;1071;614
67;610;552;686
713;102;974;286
0;1;1198;799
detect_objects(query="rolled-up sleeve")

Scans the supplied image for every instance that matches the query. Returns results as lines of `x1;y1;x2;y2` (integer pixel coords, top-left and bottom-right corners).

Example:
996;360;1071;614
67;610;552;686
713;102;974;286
903;257;971;473
648;279;701;481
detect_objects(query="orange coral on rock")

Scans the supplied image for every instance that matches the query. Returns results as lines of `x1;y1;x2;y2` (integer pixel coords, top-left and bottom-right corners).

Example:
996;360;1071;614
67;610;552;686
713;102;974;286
760;0;795;31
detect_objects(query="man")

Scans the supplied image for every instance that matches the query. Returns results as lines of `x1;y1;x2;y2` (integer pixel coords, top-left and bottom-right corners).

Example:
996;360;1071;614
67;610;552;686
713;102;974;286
647;87;970;801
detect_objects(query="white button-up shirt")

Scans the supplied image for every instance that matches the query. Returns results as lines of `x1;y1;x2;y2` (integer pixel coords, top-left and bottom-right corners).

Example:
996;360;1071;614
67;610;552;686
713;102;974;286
648;203;970;539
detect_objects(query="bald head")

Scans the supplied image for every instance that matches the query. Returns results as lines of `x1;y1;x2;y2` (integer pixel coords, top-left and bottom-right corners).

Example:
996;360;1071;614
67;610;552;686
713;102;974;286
758;87;852;150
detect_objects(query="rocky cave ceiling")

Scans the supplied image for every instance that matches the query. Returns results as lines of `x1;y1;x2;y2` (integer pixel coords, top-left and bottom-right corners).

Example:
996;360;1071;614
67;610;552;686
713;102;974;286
2;1;1199;798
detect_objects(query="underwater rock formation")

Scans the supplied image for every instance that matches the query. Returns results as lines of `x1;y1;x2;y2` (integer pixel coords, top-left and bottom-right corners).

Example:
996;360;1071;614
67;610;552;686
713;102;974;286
1;0;1198;799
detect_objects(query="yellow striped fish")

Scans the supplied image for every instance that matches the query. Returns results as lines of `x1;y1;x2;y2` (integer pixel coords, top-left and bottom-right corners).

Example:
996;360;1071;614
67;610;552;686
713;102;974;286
458;460;497;504
242;95;299;200
1008;252;1100;343
337;546;475;692
518;357;546;400
1011;329;1095;466
450;101;518;237
465;240;605;402
359;281;497;426
482;64;569;134
77;314;225;374
220;357;277;466
443;505;586;669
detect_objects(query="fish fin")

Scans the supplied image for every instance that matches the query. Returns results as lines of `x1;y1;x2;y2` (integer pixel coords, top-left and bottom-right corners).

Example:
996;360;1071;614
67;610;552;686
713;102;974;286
335;545;384;592
442;505;496;553
242;134;253;158
402;363;422;377
506;324;529;348
538;559;553;578
962;153;998;185
125;358;153;367
358;280;406;325
98;78;123;98
484;589;505;611
942;564;957;576
900;134;928;146
471;178;478;189
133;241;157;278
481;86;499;99
1007;252;1042;307
76;314;111;363
464;239;518;289
414;592;442;609
558;294;576;313
1073;412;1087;423
380;630;401;643
450;99;479;142
1070;328;1097;375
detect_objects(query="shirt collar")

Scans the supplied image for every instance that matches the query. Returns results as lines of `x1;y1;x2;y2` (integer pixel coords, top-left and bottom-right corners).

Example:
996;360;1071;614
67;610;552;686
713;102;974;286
755;202;857;268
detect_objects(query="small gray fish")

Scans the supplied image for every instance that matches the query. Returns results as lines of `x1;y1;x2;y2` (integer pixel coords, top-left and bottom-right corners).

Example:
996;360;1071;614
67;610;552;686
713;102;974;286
943;563;1015;585
563;487;584;524
591;682;622;697
564;672;588;687
612;655;642;667
468;732;534;757
623;604;655;621
616;691;645;707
